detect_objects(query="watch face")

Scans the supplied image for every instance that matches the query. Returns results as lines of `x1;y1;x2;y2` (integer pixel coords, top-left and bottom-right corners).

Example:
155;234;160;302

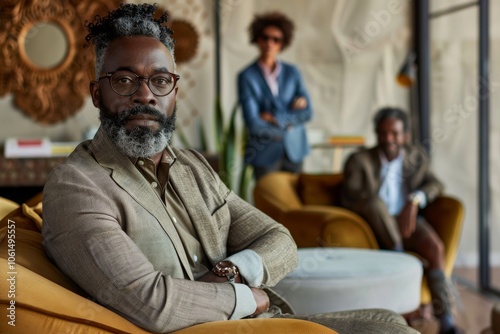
213;261;239;279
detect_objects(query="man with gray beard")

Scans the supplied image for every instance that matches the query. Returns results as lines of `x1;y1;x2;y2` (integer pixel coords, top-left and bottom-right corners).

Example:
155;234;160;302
99;102;177;158
42;3;419;334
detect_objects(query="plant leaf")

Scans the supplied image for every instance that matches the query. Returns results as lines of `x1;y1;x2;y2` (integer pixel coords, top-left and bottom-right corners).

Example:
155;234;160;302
175;126;191;148
238;164;253;200
198;119;208;152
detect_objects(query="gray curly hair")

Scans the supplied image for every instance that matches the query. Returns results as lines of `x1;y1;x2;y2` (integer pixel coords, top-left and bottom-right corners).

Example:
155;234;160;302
85;3;176;78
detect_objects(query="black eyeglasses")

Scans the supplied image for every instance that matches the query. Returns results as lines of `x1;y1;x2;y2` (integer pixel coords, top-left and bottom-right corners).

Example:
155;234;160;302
98;70;180;97
259;34;283;44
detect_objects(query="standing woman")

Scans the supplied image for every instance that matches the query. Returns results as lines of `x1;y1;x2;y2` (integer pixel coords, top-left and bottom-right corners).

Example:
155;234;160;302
238;12;313;180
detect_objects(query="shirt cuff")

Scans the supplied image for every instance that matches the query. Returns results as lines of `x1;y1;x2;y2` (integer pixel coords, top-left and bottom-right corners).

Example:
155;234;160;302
229;284;256;320
409;191;427;208
225;249;264;287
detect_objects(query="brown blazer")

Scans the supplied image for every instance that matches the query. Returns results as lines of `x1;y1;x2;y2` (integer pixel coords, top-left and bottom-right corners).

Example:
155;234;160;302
340;145;444;247
42;127;298;333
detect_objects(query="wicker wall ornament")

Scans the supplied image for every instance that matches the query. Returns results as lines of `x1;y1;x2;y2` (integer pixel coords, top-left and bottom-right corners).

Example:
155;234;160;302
170;19;199;64
0;0;120;124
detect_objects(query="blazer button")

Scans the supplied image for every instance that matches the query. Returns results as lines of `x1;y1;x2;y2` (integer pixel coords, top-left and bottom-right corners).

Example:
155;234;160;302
151;181;158;188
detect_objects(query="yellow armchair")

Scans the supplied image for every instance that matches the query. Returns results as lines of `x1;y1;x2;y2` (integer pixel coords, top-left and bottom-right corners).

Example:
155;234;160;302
253;171;464;305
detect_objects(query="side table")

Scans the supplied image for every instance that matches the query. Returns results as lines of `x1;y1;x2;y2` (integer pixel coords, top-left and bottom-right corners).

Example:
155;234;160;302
273;248;422;315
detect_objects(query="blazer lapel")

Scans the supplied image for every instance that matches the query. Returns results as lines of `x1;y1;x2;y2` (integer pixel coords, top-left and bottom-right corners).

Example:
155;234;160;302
168;161;226;263
402;145;423;191
368;147;382;191
276;65;288;105
251;62;283;112
90;128;194;280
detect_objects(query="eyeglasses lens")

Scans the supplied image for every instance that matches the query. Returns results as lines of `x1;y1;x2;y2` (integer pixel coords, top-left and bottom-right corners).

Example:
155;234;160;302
110;70;175;96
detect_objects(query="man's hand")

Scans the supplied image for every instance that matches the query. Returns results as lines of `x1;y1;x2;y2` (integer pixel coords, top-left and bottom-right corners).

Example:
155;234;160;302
250;287;270;316
197;270;242;284
291;96;307;110
260;111;279;126
397;201;418;238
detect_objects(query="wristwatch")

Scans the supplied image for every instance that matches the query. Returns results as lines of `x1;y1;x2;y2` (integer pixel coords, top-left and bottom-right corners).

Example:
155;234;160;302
212;261;239;283
409;193;422;207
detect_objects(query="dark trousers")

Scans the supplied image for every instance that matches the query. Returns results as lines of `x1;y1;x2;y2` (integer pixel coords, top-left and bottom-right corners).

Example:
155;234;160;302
253;154;302;180
355;197;451;318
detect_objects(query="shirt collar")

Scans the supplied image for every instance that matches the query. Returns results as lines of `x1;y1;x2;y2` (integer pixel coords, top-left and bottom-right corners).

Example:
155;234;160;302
378;148;405;166
258;60;282;77
128;145;177;166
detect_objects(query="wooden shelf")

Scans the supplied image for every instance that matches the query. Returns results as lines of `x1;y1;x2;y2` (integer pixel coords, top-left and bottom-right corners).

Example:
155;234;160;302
0;155;66;187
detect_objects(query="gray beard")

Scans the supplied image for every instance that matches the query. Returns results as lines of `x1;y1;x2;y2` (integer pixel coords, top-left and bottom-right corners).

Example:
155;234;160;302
99;103;177;159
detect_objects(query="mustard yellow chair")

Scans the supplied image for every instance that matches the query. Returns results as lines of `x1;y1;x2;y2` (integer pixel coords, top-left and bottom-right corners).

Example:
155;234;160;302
0;195;337;334
253;171;464;305
0;196;19;220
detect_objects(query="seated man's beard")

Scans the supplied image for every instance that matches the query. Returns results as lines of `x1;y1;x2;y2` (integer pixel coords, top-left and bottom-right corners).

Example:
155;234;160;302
99;102;177;158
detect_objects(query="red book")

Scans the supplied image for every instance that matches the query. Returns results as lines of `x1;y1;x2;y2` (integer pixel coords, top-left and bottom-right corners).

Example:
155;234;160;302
4;138;51;158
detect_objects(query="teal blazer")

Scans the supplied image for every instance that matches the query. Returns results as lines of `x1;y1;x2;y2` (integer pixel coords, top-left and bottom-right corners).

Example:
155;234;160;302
237;61;313;167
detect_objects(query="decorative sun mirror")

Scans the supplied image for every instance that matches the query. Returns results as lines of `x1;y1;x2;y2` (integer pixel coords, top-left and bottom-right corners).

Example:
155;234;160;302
23;22;69;69
0;0;121;124
169;19;199;64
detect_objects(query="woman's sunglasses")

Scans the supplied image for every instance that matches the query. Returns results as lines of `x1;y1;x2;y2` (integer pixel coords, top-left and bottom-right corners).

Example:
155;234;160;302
259;34;283;44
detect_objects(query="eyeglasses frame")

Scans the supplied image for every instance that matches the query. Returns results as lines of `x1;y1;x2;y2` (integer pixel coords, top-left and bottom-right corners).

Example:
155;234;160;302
98;70;180;97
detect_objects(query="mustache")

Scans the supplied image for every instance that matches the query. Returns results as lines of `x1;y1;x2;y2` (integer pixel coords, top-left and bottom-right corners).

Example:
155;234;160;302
100;105;168;127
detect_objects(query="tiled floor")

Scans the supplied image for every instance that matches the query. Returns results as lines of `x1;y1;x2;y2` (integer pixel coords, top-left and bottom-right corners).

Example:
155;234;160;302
411;267;500;334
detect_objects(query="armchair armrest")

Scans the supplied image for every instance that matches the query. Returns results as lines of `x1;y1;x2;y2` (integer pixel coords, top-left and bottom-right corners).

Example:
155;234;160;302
422;195;464;275
280;206;378;249
171;318;338;334
0;259;152;334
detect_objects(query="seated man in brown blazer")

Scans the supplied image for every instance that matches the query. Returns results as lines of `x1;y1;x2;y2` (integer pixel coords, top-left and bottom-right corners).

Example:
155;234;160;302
341;107;461;334
42;4;418;334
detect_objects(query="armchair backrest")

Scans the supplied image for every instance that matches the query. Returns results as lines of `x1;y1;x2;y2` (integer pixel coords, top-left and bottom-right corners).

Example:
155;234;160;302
254;172;379;249
253;172;346;220
253;172;302;221
297;173;344;206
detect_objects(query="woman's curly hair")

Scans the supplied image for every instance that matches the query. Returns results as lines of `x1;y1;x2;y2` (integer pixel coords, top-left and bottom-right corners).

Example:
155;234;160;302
249;12;295;50
84;3;175;77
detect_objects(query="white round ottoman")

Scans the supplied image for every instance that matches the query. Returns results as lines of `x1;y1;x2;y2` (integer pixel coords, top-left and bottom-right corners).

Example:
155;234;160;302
274;248;423;315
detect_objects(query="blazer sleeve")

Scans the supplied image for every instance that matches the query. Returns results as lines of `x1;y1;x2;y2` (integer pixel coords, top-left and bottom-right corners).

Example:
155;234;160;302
405;145;444;203
237;69;286;137
42;164;237;333
282;65;313;127
419;173;444;203
341;152;378;208
225;191;298;287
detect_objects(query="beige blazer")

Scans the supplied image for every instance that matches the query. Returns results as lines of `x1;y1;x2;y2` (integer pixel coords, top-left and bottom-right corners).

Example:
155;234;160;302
42;127;298;333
